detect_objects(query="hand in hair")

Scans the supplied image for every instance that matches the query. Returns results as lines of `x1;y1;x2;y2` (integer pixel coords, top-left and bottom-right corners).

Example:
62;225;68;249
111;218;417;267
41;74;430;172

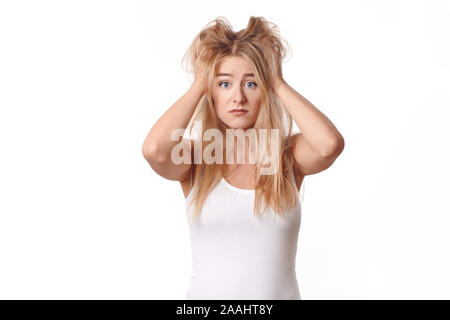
274;59;286;92
194;56;208;94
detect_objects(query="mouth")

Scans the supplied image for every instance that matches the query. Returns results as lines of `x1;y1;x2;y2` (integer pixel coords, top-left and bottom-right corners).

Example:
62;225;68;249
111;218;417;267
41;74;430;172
229;109;248;116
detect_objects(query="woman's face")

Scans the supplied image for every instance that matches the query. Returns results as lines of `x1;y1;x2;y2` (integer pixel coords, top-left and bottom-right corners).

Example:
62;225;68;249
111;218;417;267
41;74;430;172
211;55;262;130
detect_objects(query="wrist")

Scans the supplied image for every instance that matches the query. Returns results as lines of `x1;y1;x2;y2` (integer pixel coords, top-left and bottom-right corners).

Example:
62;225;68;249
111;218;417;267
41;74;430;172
276;79;287;94
192;80;206;95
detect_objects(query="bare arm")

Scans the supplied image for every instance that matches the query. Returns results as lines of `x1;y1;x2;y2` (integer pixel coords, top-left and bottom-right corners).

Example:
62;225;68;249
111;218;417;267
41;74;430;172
276;80;345;176
142;80;205;181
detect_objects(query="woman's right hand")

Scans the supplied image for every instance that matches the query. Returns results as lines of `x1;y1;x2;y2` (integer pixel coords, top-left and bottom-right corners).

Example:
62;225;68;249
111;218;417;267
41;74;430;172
194;56;208;93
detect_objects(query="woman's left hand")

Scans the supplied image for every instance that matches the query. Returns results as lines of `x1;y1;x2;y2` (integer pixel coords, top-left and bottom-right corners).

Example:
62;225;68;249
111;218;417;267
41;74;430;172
274;60;285;92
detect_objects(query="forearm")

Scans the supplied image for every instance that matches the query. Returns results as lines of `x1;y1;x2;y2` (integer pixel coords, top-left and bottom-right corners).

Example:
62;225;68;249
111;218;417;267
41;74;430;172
276;81;344;156
142;81;205;161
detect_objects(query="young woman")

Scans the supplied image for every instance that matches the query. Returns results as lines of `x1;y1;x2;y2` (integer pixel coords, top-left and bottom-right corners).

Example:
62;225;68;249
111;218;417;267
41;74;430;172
142;16;345;300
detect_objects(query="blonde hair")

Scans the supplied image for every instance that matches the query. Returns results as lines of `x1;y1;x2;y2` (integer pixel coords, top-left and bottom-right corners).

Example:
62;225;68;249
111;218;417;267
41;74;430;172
181;16;303;222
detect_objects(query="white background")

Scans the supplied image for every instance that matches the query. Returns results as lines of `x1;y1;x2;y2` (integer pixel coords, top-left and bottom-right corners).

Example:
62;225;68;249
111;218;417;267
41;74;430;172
1;0;449;299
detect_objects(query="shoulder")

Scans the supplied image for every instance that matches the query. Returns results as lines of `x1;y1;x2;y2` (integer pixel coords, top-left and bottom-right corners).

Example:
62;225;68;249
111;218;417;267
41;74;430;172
179;139;196;198
179;165;194;199
291;160;304;192
285;133;304;192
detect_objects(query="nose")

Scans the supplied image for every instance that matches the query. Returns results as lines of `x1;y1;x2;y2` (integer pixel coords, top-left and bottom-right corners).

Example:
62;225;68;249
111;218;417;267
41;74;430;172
232;85;246;104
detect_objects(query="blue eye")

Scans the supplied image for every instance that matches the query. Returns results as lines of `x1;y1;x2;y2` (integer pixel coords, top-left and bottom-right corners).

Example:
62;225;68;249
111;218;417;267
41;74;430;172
219;81;257;88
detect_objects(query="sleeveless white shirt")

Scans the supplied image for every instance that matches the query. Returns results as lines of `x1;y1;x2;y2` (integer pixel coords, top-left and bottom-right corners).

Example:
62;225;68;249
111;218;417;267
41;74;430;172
184;169;302;300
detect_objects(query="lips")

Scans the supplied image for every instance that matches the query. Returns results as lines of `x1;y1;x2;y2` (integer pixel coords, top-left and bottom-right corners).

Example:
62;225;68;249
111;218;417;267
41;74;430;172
229;109;248;115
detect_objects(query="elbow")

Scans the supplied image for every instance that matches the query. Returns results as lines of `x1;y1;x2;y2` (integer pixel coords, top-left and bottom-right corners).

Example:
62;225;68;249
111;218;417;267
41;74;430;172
320;135;345;158
142;141;166;164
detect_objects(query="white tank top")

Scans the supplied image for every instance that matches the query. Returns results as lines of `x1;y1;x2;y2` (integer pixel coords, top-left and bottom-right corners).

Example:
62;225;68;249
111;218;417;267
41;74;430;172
184;169;302;300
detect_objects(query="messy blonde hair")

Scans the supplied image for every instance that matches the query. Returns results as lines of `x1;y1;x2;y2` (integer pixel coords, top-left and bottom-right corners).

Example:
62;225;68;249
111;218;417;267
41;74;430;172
181;16;303;222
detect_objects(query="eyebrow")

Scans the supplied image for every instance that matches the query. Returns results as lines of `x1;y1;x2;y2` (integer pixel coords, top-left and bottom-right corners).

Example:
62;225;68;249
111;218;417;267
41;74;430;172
215;73;255;78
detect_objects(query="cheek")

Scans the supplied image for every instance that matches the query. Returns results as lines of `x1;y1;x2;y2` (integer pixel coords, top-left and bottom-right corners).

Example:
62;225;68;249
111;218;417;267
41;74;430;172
252;108;260;121
212;94;226;112
251;97;262;114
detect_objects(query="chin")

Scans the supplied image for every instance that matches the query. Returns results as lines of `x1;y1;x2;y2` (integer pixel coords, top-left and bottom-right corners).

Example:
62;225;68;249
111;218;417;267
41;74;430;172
219;116;256;130
227;122;255;130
